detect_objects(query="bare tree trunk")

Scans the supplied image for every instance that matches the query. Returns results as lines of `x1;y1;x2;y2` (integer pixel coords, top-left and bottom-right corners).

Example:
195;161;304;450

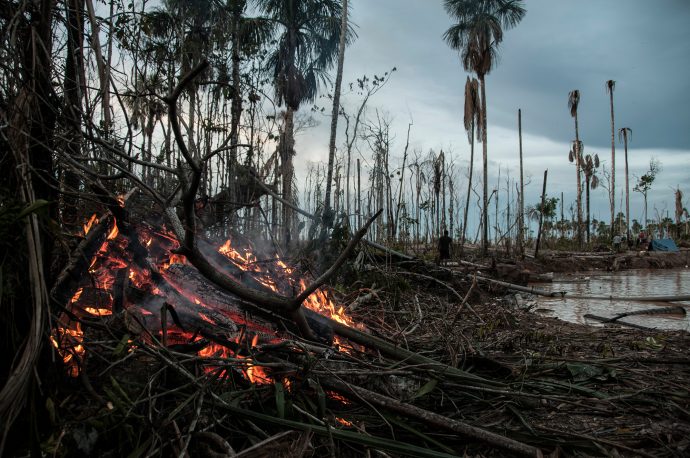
281;108;296;247
535;170;548;257
323;0;348;226
461;121;474;255
394;122;412;238
228;2;244;226
586;176;591;245
608;83;616;238
518;109;524;257
479;74;489;255
623;133;630;240
574;118;583;249
62;0;86;229
357;158;361;228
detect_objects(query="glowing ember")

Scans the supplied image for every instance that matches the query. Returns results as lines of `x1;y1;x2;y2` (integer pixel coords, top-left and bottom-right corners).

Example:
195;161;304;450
83;307;112;316
70;288;83;303
54;214;361;385
50;321;84;377
335;417;353;427
216;238;362;330
161;253;187;270
328;391;351;405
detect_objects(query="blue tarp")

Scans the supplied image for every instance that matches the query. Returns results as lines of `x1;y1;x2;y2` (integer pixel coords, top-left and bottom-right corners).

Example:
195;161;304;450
649;238;679;252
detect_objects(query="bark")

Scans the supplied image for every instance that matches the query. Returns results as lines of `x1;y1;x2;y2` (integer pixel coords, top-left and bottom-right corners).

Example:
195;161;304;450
534;170;548;257
323;0;348;225
62;0;85;229
518;108;525;257
479;73;489;255
574;116;583;249
609;86;616;237
281;107;295;246
623;134;630;239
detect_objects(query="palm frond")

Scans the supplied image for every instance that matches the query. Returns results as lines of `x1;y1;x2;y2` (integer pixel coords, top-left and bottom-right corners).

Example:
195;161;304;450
568;89;580;117
605;79;616;94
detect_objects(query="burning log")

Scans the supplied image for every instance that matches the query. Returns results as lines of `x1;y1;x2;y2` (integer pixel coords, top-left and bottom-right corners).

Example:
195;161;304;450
51;214;114;308
162;59;380;340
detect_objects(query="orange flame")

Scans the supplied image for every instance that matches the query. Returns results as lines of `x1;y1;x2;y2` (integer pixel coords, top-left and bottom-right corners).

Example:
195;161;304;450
335;417;353;427
50;321;84;377
106;219;119;240
83;214;97;235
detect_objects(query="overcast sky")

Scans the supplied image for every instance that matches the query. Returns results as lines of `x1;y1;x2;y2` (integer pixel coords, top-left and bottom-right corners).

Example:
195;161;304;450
295;0;690;229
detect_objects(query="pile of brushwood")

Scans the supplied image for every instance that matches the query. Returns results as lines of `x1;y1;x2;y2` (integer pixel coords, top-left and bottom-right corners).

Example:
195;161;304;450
33;244;690;458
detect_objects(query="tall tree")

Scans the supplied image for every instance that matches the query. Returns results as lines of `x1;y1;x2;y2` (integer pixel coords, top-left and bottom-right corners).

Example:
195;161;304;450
323;0;350;228
259;0;345;245
517;107;524;256
618;127;632;240
460;76;481;254
568;89;584;249
582;153;600;245
443;0;526;255
606;80;616;238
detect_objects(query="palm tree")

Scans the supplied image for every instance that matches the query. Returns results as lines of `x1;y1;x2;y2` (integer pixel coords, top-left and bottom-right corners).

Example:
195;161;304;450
258;0;345;245
443;0;526;255
606;80;616;238
568;90;584;249
618;127;632;239
582;153;600;245
460;76;481;253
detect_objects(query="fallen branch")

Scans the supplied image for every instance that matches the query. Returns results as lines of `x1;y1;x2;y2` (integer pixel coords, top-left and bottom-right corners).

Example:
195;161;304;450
322;377;544;457
396;271;483;323
604;305;686;322
582;314;655;331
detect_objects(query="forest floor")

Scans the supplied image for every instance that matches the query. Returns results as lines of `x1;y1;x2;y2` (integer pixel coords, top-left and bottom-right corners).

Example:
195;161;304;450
32;240;690;457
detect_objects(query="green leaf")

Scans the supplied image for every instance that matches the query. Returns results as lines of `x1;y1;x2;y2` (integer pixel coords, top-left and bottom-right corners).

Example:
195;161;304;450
411;379;437;399
275;381;285;419
17;200;51;219
566;363;605;382
112;334;131;357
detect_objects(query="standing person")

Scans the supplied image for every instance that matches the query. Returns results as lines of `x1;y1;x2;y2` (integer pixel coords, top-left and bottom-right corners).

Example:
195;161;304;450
612;233;622;252
438;229;453;266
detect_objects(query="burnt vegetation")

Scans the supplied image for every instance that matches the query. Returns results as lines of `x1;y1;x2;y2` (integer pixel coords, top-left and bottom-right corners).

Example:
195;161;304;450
1;0;689;457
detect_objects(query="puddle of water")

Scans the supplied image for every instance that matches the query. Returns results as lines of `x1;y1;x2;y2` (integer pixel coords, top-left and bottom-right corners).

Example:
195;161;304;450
529;269;690;332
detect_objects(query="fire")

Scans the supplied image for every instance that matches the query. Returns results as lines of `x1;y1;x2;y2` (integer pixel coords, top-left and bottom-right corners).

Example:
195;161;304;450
50;321;85;377
335;417;353;427
327;391;351;405
83;214;97;235
216;238;361;330
54;213;360;385
196;334;270;384
70;288;83;303
106;219;119;240
84;307;112;316
161;253;187;270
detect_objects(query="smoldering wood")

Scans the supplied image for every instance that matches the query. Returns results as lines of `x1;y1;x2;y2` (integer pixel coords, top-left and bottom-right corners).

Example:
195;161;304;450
50;215;113;307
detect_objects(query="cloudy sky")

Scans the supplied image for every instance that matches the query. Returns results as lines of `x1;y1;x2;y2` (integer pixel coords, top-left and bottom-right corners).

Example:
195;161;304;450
295;0;690;230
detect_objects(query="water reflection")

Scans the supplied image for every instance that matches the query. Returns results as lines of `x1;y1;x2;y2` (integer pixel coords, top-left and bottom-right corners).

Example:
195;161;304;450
530;269;690;332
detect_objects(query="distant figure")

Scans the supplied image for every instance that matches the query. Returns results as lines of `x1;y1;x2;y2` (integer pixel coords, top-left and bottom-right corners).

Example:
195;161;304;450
637;231;648;250
438;230;452;265
612;234;622;252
